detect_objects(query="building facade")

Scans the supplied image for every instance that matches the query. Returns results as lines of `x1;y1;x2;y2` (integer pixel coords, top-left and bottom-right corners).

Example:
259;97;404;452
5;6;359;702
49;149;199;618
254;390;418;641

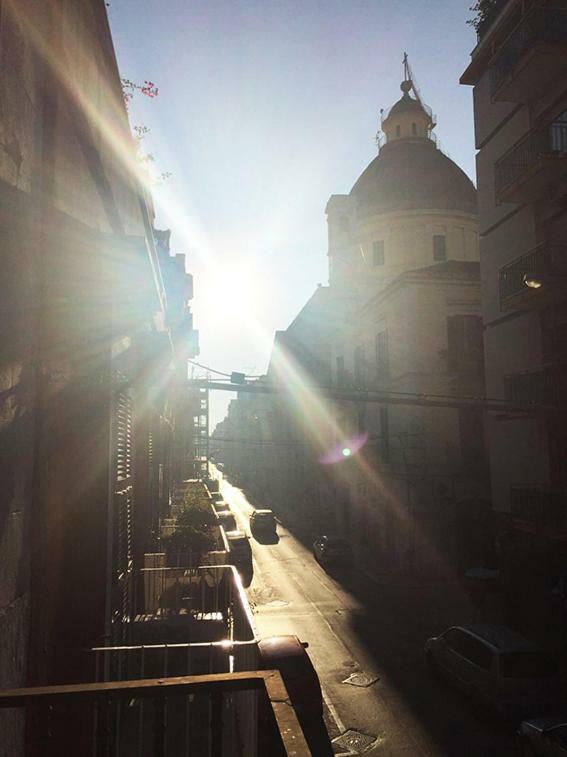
0;1;199;752
217;73;489;577
461;0;567;633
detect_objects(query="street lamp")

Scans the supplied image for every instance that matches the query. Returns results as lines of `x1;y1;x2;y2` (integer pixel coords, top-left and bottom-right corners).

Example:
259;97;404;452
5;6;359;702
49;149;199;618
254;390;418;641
523;272;567;290
523;273;544;290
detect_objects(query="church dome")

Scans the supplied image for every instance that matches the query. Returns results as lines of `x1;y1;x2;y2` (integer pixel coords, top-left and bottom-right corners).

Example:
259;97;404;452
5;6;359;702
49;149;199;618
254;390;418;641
350;139;477;219
387;89;428;119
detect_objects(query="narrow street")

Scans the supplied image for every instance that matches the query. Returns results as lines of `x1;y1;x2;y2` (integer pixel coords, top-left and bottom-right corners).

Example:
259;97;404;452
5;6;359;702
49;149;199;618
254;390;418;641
217;473;516;757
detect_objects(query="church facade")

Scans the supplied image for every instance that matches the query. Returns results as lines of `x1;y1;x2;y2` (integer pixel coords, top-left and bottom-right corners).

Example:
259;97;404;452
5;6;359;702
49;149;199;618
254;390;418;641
216;72;490;577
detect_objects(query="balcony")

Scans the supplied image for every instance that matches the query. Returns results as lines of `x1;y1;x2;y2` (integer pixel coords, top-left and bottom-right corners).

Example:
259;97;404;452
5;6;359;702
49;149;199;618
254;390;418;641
0;670;310;757
495;117;567;204
490;7;567;102
499;242;567;310
504;364;567;408
510;485;567;535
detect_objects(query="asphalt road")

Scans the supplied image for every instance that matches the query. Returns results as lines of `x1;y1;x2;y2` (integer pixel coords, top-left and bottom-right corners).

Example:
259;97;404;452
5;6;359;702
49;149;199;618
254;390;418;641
217;473;517;757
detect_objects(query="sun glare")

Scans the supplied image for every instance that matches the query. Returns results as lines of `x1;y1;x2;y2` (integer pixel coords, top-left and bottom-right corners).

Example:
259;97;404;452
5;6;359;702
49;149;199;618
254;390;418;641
199;265;261;322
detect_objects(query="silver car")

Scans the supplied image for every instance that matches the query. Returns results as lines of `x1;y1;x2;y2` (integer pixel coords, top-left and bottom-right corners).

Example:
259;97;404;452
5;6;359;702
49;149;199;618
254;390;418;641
425;625;559;719
517;717;567;756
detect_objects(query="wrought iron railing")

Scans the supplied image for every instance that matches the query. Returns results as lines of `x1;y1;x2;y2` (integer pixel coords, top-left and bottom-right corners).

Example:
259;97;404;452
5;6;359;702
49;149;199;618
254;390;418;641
490;7;567;96
511;485;567;529
495;118;567;196
504;365;567;407
499;243;567;302
0;671;310;757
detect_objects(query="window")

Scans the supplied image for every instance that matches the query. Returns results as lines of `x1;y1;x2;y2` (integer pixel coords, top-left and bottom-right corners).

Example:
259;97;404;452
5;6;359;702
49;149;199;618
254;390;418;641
459;407;485;470
447;315;484;375
376;330;389;380
444;629;493;670
443;628;470;655
357;407;366;434
372;240;385;266
336;356;345;387
380;406;389;462
464;637;493;670
551;110;567;152
433;234;447;261
412;122;417;135
396;125;401;137
338;215;350;233
353;345;366;388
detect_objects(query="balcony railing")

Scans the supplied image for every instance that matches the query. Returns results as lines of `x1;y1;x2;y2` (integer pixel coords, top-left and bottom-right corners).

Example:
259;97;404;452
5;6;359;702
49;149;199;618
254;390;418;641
511;485;567;531
499;242;567;306
490;7;567;99
0;670;310;757
495;118;567;201
504;364;567;408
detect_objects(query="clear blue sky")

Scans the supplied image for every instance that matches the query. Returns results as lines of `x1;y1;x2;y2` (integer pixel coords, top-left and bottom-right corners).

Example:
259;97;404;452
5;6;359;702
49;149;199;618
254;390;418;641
108;0;479;427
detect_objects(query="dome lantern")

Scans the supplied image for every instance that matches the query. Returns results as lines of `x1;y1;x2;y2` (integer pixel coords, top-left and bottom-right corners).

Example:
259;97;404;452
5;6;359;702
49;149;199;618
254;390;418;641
381;54;436;144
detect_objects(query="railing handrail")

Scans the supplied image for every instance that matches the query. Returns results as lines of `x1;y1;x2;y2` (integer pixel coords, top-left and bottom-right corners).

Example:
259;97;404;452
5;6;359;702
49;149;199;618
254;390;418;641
495;118;567;194
489;5;567;94
499;241;567;300
0;670;312;756
91;639;256;652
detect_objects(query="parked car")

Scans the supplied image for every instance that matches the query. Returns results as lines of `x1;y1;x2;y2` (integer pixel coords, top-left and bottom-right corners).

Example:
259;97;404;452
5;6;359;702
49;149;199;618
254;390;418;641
517;717;567;755
226;530;252;567
313;536;352;567
250;509;277;535
210;492;224;503
213;500;231;513
258;635;323;720
425;625;560;720
215;511;237;532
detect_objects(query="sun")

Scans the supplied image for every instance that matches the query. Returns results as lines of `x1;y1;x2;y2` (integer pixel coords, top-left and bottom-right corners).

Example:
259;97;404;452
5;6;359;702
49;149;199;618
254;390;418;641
198;264;261;322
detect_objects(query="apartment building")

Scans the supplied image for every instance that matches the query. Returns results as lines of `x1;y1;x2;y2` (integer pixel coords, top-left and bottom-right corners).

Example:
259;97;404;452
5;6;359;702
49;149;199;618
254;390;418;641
461;0;567;627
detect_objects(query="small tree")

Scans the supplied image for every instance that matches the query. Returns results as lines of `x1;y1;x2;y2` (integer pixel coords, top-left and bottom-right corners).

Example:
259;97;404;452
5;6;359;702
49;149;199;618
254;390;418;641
162;526;215;563
467;0;499;33
176;507;216;531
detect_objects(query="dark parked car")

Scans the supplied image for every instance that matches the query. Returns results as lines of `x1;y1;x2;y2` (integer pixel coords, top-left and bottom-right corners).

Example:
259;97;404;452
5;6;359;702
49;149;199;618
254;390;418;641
425;624;560;720
250;509;277;535
313;536;352;567
517;717;567;755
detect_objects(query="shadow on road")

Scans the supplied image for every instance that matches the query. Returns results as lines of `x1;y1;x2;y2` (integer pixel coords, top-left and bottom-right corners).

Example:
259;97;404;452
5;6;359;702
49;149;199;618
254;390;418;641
330;569;518;756
252;532;280;546
231;484;517;756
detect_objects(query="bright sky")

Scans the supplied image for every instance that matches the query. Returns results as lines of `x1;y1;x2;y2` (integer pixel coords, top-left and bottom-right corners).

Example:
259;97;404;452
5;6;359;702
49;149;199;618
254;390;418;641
109;0;479;427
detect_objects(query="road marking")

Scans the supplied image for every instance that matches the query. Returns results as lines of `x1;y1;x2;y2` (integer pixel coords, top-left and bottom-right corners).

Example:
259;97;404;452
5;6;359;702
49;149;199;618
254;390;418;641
321;684;346;734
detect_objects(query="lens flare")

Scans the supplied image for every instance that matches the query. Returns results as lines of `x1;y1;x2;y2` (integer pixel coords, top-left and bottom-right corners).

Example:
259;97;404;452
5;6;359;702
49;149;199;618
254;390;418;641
320;433;368;465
